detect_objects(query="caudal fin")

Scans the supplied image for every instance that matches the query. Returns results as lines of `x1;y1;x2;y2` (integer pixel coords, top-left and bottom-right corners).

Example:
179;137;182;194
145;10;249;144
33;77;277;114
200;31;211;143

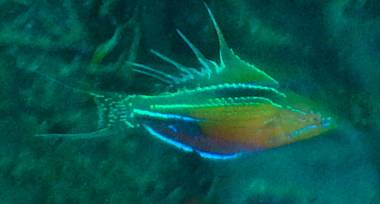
35;127;115;139
36;92;134;139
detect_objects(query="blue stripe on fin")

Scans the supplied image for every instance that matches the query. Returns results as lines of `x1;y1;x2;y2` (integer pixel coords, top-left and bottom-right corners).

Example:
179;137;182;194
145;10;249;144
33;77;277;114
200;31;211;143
144;125;193;152
143;125;241;160
197;151;241;160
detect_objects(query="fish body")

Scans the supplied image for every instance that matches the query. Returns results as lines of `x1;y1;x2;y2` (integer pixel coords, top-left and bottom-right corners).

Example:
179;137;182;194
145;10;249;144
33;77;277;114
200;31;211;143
38;3;335;159
125;85;332;159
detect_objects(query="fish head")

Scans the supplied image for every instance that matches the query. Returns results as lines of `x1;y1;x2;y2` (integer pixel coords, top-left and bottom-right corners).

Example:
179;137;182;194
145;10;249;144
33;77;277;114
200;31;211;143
272;108;335;146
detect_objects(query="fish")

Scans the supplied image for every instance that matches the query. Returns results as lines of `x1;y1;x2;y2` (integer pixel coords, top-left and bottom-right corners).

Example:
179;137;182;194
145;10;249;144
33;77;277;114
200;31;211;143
37;3;335;159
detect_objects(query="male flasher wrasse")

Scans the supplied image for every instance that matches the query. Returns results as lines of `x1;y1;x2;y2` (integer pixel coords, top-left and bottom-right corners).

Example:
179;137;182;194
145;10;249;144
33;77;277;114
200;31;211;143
37;3;335;160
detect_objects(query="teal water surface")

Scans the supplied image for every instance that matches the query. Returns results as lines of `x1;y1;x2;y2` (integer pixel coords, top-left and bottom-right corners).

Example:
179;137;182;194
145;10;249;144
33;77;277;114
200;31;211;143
0;0;379;203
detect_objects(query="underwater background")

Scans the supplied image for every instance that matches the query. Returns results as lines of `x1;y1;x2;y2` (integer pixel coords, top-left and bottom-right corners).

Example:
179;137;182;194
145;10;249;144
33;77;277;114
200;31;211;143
0;0;379;203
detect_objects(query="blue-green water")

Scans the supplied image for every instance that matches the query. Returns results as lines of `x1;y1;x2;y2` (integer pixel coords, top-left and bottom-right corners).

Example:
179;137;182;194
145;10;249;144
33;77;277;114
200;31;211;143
0;0;379;203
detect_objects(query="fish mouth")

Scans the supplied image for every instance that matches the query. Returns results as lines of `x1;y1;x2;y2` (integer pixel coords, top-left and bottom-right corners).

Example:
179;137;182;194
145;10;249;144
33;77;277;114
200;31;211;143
321;117;333;128
290;124;319;138
289;116;334;139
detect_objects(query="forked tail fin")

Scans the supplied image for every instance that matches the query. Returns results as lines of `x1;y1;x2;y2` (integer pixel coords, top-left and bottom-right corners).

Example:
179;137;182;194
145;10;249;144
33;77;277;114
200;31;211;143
32;71;133;139
36;93;135;139
35;126;115;139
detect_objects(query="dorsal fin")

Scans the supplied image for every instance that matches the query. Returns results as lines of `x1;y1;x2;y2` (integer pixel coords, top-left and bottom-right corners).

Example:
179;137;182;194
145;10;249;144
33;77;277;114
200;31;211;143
131;2;279;88
202;2;229;69
203;2;279;86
